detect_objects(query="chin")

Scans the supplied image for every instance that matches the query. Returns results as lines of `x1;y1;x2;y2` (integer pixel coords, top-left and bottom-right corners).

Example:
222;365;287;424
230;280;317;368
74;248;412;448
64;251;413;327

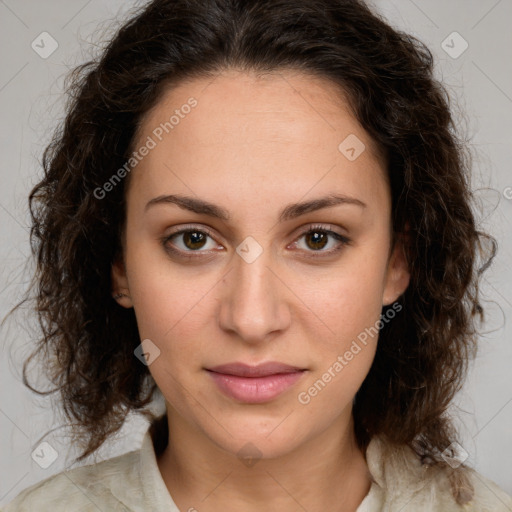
206;415;312;461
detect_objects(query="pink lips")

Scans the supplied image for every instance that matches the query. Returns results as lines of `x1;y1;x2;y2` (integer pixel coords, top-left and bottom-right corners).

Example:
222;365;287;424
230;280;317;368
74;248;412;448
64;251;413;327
206;362;306;403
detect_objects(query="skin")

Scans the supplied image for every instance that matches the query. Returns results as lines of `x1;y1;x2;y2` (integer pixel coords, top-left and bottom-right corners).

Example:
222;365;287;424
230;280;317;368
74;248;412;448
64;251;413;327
112;69;410;512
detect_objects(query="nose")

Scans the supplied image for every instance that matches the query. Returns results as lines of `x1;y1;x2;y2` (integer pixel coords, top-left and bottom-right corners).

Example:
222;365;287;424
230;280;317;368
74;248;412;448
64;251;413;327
218;246;291;344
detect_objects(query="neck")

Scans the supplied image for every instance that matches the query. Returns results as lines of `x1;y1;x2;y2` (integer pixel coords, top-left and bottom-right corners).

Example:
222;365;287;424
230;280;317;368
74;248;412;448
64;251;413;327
156;407;373;512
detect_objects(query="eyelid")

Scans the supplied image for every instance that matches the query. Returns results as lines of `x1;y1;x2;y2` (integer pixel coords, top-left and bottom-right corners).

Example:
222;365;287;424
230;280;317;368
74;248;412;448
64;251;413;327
166;223;217;240
293;223;348;241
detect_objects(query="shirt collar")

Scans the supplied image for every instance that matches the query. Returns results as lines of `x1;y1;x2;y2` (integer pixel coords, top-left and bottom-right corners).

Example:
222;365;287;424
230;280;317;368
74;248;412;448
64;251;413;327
139;426;181;511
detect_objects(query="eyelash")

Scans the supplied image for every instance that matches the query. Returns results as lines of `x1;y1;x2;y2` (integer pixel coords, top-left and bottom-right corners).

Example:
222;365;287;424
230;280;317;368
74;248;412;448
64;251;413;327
161;223;351;260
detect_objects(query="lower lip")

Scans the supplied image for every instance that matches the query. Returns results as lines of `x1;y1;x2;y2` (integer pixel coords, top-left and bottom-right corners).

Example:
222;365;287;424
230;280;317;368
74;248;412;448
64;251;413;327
207;370;305;403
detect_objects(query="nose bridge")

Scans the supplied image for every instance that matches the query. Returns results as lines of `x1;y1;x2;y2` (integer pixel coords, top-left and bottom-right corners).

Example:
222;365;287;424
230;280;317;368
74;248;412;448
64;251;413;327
218;243;289;342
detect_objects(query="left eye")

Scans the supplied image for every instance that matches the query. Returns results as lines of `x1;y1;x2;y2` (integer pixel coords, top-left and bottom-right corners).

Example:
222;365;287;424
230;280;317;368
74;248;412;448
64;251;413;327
292;227;350;253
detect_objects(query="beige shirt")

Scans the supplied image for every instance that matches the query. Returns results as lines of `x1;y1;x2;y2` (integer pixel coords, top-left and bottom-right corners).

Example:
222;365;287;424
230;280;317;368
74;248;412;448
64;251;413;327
3;424;511;511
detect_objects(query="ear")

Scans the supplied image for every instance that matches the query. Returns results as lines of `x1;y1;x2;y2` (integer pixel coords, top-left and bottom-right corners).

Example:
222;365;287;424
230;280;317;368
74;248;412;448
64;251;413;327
111;255;133;308
382;224;411;306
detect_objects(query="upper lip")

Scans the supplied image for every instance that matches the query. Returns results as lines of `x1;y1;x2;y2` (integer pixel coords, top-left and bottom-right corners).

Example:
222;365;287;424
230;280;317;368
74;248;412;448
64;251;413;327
206;362;306;377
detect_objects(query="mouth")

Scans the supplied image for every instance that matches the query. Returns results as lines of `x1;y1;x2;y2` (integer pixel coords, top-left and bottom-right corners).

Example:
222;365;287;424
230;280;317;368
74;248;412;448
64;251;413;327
205;362;307;403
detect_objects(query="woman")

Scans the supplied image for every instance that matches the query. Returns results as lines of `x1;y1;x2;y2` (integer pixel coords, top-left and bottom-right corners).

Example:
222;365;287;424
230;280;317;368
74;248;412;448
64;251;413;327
3;0;511;510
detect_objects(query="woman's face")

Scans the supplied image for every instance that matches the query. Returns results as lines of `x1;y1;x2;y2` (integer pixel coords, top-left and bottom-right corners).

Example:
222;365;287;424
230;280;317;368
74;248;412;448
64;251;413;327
113;69;409;458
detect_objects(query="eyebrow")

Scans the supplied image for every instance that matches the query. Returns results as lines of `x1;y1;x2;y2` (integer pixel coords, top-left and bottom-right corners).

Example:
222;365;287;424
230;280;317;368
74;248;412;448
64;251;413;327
144;193;366;222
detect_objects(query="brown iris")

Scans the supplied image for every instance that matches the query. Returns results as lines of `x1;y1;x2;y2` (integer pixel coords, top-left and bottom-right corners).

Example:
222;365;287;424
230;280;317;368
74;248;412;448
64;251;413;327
305;231;328;250
183;231;207;250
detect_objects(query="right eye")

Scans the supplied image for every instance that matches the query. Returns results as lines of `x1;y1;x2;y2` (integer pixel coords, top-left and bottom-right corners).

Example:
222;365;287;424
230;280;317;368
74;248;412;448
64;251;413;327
161;225;224;258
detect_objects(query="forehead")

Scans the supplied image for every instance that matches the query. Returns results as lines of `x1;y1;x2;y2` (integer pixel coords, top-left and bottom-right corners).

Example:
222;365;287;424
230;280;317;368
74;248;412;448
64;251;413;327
128;69;388;209
138;69;384;156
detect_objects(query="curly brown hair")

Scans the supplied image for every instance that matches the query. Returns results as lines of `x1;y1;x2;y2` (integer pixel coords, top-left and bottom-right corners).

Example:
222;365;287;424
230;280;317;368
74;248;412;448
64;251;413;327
12;0;495;502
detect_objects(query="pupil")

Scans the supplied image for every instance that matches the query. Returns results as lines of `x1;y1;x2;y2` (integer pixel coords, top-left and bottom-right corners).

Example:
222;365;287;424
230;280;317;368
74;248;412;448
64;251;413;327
307;231;327;250
184;231;206;250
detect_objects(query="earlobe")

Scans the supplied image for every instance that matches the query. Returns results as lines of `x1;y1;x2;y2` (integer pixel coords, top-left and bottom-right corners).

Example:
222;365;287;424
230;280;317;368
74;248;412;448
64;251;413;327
382;229;411;306
111;257;133;308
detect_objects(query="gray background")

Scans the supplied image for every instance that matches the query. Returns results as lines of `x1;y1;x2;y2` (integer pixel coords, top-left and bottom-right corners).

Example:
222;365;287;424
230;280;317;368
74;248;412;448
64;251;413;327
1;0;511;505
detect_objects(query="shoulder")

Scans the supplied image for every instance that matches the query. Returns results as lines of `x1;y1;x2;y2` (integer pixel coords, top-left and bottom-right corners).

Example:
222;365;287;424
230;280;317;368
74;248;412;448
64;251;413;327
365;435;512;511
462;468;512;512
1;448;142;512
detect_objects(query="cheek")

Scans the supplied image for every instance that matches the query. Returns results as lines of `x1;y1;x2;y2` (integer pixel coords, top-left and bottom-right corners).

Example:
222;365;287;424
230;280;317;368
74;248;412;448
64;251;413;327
295;250;387;401
126;234;212;337
128;260;212;414
296;272;383;414
303;251;388;344
130;270;213;360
